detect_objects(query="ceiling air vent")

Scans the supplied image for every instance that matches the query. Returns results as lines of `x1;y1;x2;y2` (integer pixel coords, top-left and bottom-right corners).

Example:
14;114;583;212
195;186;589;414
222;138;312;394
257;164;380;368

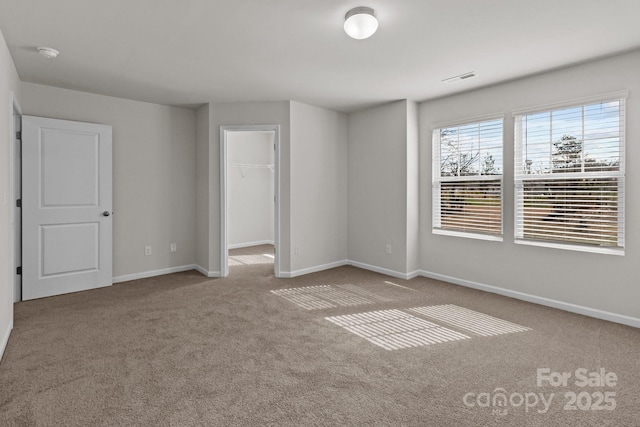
442;72;476;84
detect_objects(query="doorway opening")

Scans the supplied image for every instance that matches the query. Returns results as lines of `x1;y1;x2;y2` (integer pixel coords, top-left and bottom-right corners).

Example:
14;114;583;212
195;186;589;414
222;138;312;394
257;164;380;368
220;125;280;277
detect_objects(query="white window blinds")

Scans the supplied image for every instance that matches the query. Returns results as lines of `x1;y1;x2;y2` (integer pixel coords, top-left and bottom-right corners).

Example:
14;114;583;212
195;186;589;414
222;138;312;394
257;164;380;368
514;95;626;254
432;118;503;240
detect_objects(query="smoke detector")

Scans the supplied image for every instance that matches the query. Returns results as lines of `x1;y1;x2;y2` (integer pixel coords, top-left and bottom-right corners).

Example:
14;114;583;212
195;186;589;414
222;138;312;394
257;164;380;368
37;47;60;59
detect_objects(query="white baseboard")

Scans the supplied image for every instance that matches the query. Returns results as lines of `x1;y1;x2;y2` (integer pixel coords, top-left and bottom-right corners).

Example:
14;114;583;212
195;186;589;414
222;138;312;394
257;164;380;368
419;270;640;329
113;265;199;283
228;240;274;250
194;265;221;278
347;260;417;281
280;260;349;278
279;258;420;281
1;319;13;363
406;270;421;280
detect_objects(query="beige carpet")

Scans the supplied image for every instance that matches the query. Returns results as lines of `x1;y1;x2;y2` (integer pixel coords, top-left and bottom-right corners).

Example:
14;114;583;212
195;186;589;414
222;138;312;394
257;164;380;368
1;246;639;426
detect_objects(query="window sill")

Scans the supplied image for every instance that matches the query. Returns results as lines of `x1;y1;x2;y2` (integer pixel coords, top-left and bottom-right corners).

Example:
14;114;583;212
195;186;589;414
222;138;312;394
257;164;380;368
514;239;624;256
433;228;503;242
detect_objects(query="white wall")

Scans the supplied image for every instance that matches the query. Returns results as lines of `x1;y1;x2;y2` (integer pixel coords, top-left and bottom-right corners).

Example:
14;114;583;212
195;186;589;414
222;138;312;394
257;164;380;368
0;28;21;360
348;100;416;276
228;131;274;247
290;101;348;274
419;50;640;320
22;83;197;281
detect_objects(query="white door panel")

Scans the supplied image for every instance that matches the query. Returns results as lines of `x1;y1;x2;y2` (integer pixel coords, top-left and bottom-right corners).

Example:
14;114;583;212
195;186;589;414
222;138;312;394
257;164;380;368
22;116;112;300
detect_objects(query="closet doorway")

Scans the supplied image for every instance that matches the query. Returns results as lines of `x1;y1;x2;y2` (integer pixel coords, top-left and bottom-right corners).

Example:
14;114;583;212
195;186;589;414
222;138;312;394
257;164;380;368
220;125;280;277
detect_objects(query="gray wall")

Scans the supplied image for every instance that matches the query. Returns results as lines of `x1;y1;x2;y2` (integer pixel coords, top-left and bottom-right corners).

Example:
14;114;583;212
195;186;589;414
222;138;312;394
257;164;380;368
406;101;419;274
348;100;413;274
228;131;274;247
206;101;291;273
195;104;210;270
290;101;348;273
419;50;640;319
22;83;197;280
202;100;348;276
0;28;21;359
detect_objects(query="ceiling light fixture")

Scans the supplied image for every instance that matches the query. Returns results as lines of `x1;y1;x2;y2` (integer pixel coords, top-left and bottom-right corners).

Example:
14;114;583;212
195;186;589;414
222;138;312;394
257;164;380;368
344;7;378;40
37;47;60;59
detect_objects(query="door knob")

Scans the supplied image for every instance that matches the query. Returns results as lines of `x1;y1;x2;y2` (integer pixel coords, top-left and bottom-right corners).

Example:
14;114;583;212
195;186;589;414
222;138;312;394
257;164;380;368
102;211;111;217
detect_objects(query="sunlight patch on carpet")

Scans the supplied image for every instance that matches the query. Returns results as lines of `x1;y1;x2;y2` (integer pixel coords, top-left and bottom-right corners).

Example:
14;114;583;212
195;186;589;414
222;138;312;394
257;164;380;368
325;309;470;350
409;305;531;337
271;285;374;310
229;254;274;266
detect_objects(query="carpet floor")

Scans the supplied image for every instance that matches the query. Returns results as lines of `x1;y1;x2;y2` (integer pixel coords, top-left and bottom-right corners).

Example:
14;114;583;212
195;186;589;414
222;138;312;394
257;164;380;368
1;246;639;426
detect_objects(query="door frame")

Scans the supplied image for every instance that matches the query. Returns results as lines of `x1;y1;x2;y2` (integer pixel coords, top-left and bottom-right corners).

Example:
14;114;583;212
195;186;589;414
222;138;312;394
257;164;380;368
220;125;280;277
9;92;22;302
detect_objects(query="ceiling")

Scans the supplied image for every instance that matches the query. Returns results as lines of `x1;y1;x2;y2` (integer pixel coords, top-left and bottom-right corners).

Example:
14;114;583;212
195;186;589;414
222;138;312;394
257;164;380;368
1;0;639;113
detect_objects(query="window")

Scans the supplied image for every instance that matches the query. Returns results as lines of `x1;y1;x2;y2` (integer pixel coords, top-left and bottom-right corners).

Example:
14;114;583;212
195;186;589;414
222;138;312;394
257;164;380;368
514;93;626;254
432;117;503;240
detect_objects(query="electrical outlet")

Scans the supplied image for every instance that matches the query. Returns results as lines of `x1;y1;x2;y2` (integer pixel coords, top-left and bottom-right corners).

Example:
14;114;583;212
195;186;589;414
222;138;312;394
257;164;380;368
385;244;392;255
145;246;152;256
294;246;300;255
170;243;177;253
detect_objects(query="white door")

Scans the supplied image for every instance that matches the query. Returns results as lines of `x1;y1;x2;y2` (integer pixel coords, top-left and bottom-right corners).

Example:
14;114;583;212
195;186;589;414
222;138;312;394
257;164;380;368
22;116;113;300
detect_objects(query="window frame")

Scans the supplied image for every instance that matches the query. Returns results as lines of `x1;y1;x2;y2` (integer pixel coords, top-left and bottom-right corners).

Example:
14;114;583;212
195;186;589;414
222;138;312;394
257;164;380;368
432;114;505;241
512;91;627;255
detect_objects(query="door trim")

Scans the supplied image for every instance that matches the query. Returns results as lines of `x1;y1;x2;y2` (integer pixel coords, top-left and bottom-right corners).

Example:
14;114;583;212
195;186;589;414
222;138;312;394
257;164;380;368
220;125;281;277
9;92;22;303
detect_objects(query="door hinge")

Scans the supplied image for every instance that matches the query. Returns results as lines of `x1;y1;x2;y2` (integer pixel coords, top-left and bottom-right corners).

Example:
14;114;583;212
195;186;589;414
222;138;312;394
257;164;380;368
16;266;22;275
16;199;21;208
16;131;21;140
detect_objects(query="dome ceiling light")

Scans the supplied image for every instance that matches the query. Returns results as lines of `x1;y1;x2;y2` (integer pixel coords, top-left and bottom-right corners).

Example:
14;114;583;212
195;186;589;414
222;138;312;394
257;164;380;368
37;47;60;59
344;7;378;40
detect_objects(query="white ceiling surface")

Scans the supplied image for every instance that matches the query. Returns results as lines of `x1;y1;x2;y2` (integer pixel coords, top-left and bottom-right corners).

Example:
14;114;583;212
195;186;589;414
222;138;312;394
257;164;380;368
1;0;639;113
